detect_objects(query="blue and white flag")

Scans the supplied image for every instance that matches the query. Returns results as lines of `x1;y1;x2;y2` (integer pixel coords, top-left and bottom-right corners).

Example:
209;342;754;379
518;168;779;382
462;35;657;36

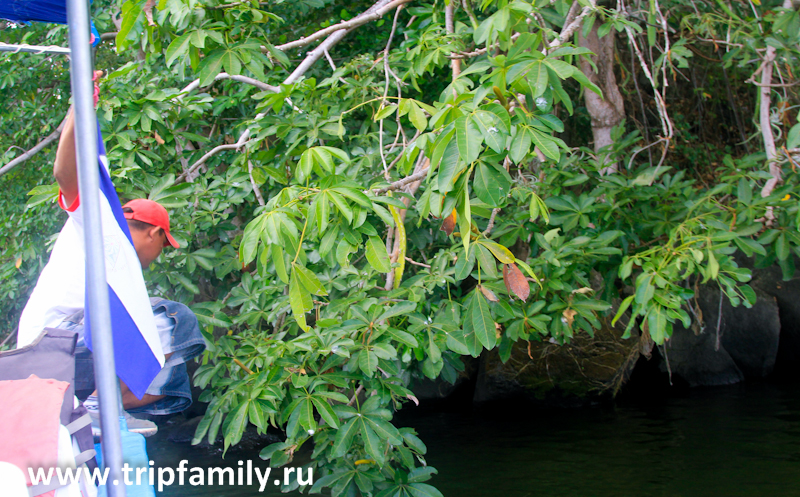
81;127;165;399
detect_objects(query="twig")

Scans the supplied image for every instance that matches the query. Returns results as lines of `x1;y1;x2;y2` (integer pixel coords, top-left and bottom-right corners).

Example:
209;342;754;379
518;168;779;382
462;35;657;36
180;72;279;95
483;209;500;236
380;4;405;180
248;160;266;206
0;114;69;178
347;385;364;406
373;167;430;194
404;257;431;268
233;358;254;375
175;134;253;183
272;0;410;53
0;331;15;348
758;0;793;208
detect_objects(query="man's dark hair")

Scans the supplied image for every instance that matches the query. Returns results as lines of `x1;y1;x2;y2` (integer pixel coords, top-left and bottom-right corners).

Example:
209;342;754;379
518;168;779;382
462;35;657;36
123;207;163;234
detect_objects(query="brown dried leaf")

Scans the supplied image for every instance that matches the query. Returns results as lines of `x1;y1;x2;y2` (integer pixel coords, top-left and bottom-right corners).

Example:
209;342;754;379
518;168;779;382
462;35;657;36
154;131;165;145
502;263;530;302
562;308;577;328
478;284;499;302
144;0;157;26
440;209;457;236
572;287;593;295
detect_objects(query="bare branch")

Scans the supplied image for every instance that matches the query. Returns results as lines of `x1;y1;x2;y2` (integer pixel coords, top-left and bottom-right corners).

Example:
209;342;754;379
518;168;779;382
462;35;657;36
273;0;411;53
0;114;68;178
180;72;280;95
450;1;595;60
405;257;431;268
174;1;398;187
248;160;266;206
206;0;268;9
446;1;461;93
759;0;794;203
373;166;430;194
175;132;254;183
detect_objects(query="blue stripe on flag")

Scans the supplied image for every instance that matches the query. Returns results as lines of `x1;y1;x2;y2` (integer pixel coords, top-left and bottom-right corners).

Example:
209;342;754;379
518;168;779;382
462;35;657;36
84;286;163;399
83;123;161;399
96;124;134;246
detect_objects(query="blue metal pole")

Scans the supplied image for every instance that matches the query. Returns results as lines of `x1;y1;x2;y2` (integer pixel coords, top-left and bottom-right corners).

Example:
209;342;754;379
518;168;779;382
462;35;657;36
65;1;126;496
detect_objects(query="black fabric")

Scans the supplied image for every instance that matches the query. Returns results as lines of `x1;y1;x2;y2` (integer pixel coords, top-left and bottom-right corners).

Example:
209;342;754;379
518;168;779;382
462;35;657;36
0;328;77;424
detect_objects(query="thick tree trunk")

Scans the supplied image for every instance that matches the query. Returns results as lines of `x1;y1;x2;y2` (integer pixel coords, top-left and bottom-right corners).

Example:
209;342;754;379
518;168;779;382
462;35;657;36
578;25;625;173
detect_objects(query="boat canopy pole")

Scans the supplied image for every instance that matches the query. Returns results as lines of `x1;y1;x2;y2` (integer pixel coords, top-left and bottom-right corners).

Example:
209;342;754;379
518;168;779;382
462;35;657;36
65;1;126;496
0;41;70;54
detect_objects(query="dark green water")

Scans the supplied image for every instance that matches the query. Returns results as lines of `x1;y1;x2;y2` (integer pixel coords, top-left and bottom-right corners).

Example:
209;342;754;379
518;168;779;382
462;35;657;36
148;382;800;496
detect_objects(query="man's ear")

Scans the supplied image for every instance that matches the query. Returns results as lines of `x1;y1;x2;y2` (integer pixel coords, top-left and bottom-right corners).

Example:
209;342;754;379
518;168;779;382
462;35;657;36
148;225;162;241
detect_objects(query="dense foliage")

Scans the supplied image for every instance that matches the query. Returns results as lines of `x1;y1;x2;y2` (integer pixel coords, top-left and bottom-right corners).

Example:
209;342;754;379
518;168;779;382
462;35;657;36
2;0;800;494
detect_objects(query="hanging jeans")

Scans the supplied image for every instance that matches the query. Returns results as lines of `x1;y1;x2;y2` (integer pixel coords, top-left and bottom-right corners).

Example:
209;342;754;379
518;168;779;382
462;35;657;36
60;298;206;416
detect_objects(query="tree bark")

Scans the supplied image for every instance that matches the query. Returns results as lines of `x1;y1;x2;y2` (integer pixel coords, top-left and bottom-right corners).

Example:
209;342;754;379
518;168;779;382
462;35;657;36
578;25;625;173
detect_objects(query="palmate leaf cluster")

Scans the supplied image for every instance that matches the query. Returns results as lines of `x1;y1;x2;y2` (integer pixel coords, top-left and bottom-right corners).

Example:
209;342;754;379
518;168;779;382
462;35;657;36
3;0;800;494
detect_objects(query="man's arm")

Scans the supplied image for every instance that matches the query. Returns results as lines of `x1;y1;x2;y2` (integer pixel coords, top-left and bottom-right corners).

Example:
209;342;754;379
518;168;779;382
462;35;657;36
53;110;79;207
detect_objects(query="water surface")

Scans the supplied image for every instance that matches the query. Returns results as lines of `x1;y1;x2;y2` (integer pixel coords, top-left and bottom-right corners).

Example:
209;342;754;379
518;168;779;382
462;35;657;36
149;382;800;496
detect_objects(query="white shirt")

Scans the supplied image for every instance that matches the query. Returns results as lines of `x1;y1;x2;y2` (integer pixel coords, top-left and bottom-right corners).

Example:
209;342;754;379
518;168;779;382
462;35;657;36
17;191;161;359
18;199;92;346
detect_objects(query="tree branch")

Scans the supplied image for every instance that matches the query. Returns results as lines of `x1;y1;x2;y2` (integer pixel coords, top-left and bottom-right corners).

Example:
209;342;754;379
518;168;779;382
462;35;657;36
272;0;411;53
759;0;794;203
0;114;68;178
174;1;399;187
175;132;253;183
180;72;280;95
248;160;266;206
373;166;430;194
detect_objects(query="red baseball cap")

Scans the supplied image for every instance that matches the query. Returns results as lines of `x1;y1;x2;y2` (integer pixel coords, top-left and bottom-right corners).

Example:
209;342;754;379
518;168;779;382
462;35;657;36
122;199;180;248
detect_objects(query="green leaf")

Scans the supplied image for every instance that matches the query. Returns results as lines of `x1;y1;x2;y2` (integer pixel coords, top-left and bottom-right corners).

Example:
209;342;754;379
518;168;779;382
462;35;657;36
364;417;402;445
359;349;379;376
612;295;634;326
197;50;225;87
776;233;791;261
437;139;462;194
166;33;192;67
481;240;515;264
328;191;353;224
472;111;506;154
366;236;391;273
509;127;532;163
361;422;385;465
529;129;560;161
374;104;398;121
408;101;428;131
472;291;496;349
310;396;339;429
331;418;359;457
473;162;508;208
116;0;143;51
454;115;482;164
378;301;417;321
272;244;289;284
707;250;720;279
293;263;328;296
222;400;250;452
429;128;456;179
290;268;311;331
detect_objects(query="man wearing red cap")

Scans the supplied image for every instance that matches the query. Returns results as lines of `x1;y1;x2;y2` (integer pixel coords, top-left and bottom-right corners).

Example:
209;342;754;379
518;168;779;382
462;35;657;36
17;109;205;436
